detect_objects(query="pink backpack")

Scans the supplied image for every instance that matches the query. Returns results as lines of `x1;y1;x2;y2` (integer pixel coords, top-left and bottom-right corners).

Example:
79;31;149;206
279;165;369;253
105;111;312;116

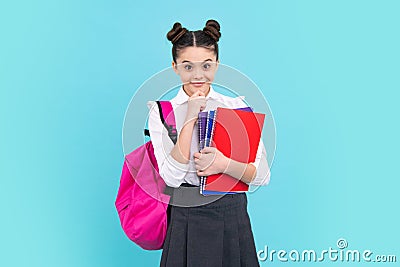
115;101;177;250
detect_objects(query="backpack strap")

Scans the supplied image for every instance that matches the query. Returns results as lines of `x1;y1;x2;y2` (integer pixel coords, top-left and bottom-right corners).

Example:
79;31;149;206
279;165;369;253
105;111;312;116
154;101;177;197
144;101;177;145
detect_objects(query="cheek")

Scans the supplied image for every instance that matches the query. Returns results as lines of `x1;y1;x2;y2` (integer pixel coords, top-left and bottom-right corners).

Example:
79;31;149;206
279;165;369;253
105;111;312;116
179;72;191;83
205;72;215;82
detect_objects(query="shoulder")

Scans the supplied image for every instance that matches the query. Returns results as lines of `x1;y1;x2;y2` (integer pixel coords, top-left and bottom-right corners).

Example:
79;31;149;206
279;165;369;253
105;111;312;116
147;88;182;111
146;101;159;115
147;100;157;110
146;101;161;123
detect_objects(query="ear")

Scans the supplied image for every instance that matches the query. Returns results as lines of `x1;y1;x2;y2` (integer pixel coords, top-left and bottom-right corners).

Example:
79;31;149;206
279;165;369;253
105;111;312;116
172;61;179;75
215;59;220;71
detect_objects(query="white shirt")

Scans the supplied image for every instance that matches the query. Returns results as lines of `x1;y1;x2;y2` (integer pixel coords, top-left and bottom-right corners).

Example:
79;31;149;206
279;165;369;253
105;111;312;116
147;85;271;188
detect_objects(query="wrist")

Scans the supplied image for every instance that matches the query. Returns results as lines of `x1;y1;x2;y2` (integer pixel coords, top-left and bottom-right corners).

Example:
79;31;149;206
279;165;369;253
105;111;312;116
184;115;197;126
219;153;230;174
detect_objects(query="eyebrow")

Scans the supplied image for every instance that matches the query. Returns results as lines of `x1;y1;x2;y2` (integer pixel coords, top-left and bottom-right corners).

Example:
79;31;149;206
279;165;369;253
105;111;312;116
181;59;213;63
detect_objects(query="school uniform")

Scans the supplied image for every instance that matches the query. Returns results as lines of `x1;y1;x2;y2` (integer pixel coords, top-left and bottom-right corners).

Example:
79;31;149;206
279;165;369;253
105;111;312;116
147;85;270;267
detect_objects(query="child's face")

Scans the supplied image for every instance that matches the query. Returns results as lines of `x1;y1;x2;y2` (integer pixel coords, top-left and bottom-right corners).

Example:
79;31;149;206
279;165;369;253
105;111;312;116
172;46;219;97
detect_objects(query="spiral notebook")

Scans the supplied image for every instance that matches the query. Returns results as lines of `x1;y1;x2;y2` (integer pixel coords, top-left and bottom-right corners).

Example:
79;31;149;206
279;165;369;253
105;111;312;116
198;110;217;194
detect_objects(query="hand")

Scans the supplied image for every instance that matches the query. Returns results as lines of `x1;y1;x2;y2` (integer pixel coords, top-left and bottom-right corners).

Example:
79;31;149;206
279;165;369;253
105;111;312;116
193;147;228;177
185;91;206;123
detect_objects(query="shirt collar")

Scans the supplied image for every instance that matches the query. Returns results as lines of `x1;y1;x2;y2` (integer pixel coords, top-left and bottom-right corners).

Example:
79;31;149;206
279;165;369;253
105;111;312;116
173;84;221;105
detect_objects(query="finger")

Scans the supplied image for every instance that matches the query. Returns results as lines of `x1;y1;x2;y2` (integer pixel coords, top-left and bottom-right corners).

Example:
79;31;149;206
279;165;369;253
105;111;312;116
192;90;202;97
200;147;215;154
192;91;206;98
195;164;203;170
197;169;209;176
190;96;205;102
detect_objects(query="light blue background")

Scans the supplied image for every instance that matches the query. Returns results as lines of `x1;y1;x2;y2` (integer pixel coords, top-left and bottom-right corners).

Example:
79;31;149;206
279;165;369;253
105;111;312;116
1;0;399;266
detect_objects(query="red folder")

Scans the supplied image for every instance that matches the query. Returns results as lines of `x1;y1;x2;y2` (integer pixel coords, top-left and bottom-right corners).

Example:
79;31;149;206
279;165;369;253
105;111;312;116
204;107;265;192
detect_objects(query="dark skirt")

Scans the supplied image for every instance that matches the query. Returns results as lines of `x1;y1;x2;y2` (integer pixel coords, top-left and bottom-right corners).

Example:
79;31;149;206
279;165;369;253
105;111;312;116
160;187;260;267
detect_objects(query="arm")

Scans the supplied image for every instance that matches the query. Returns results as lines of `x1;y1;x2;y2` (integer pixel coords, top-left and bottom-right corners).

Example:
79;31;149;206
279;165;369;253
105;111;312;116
169;118;196;164
148;91;207;188
223;158;257;184
194;138;270;186
247;138;271;186
170;90;206;164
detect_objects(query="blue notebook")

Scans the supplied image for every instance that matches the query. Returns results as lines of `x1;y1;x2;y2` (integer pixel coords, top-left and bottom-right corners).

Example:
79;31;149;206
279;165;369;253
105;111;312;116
199;110;216;194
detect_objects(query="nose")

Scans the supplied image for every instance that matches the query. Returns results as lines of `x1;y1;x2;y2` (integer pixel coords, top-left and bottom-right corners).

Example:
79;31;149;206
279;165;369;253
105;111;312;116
192;66;204;80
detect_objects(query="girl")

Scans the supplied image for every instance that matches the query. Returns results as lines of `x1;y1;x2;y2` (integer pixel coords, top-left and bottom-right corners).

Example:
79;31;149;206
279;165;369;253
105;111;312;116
147;19;270;267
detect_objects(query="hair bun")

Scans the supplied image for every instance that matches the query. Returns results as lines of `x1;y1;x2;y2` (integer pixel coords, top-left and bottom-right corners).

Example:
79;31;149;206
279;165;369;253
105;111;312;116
167;22;188;44
203;19;221;42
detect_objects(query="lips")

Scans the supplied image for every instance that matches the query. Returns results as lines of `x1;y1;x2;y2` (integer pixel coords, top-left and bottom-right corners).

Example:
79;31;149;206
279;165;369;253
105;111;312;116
190;81;206;87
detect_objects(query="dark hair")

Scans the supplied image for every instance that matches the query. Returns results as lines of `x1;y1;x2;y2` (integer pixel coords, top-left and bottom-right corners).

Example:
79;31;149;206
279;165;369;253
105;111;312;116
166;19;221;63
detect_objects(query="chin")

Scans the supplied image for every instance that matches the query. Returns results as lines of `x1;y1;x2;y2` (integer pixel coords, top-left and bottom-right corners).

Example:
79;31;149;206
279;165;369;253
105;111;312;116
184;83;211;96
191;83;209;91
